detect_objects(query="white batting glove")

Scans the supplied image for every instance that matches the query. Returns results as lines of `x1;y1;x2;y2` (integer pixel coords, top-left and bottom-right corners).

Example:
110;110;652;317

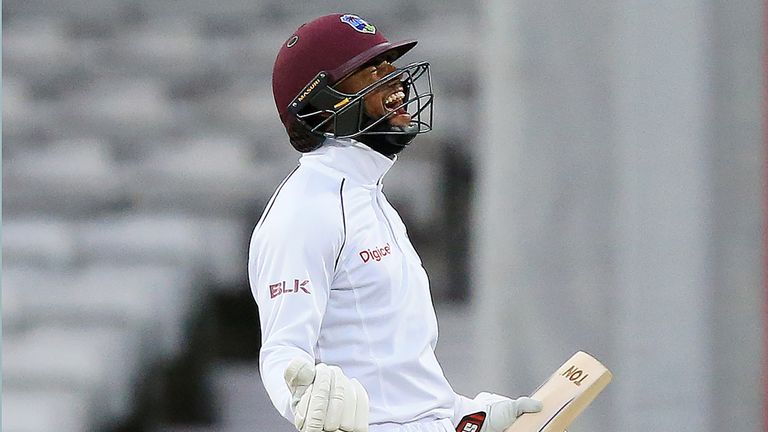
474;392;542;432
284;357;369;432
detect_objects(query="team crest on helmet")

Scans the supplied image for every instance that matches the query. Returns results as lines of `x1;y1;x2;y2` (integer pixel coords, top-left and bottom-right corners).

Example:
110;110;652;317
340;14;376;34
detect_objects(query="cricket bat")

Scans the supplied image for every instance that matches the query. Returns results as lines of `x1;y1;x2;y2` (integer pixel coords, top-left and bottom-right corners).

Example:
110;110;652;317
504;351;612;432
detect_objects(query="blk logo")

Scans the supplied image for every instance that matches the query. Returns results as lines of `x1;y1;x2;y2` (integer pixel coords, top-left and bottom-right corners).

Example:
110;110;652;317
270;279;310;299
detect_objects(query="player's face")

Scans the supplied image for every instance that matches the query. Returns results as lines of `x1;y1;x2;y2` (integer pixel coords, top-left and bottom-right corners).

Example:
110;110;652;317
335;60;411;128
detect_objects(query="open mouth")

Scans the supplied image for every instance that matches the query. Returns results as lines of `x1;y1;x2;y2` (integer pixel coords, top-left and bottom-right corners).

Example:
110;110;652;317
382;86;411;126
383;88;405;111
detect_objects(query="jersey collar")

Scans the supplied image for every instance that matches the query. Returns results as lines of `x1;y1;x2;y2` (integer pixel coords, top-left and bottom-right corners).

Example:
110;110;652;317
300;138;396;186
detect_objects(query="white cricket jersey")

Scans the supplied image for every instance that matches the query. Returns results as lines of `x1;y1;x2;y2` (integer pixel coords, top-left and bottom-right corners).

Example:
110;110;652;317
248;138;469;426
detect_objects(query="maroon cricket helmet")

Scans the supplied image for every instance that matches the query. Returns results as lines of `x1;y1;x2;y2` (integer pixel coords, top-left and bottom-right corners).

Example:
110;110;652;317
272;13;418;151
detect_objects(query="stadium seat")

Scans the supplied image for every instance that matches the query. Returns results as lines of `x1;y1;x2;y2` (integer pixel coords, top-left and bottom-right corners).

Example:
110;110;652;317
2;218;77;270
3;326;144;426
2;281;24;335
4;0;125;21
76;213;203;268
124;137;286;215
75;264;201;361
3;18;78;81
2;388;91;432
77;212;248;287
198;83;295;160
2;138;127;216
3;77;34;146
135;0;264;20
3;263;199;362
113;19;207;80
62;79;177;143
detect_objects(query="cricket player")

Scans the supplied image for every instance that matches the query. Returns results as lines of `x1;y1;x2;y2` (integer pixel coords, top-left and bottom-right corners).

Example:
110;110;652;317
248;13;541;432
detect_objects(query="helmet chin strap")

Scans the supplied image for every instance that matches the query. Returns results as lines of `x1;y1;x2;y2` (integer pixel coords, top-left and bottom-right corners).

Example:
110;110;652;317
357;116;418;157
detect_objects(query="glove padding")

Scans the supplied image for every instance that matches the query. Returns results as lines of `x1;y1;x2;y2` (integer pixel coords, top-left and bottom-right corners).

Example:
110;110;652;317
474;392;543;432
284;357;369;432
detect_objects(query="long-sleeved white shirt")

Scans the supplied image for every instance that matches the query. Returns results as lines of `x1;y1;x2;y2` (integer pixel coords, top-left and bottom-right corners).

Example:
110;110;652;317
249;138;480;427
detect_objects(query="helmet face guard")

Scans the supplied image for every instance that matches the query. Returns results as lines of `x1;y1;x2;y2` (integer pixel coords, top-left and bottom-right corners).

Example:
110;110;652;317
287;61;433;146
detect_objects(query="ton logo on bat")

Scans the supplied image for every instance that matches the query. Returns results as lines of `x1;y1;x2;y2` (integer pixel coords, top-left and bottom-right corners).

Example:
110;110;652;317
561;365;588;386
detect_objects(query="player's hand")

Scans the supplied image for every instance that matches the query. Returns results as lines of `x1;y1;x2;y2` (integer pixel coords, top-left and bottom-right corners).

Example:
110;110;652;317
284;357;369;432
474;392;542;432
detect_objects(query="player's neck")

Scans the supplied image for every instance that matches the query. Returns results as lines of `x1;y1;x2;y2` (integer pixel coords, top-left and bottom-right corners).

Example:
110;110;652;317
356;135;403;159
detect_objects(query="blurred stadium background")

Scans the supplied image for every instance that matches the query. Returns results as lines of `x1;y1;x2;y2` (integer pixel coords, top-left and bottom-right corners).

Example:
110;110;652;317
1;1;764;432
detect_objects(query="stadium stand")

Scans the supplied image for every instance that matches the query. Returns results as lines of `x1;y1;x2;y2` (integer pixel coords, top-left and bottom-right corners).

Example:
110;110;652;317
2;1;477;430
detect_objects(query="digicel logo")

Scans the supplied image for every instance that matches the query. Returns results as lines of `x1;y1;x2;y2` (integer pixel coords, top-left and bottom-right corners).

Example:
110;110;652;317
359;243;392;263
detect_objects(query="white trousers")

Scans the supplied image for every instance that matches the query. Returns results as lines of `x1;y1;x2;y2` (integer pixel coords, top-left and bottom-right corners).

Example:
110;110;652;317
369;418;454;432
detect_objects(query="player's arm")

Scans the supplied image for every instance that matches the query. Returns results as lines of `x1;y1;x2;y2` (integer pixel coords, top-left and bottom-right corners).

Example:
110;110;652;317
248;199;345;423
